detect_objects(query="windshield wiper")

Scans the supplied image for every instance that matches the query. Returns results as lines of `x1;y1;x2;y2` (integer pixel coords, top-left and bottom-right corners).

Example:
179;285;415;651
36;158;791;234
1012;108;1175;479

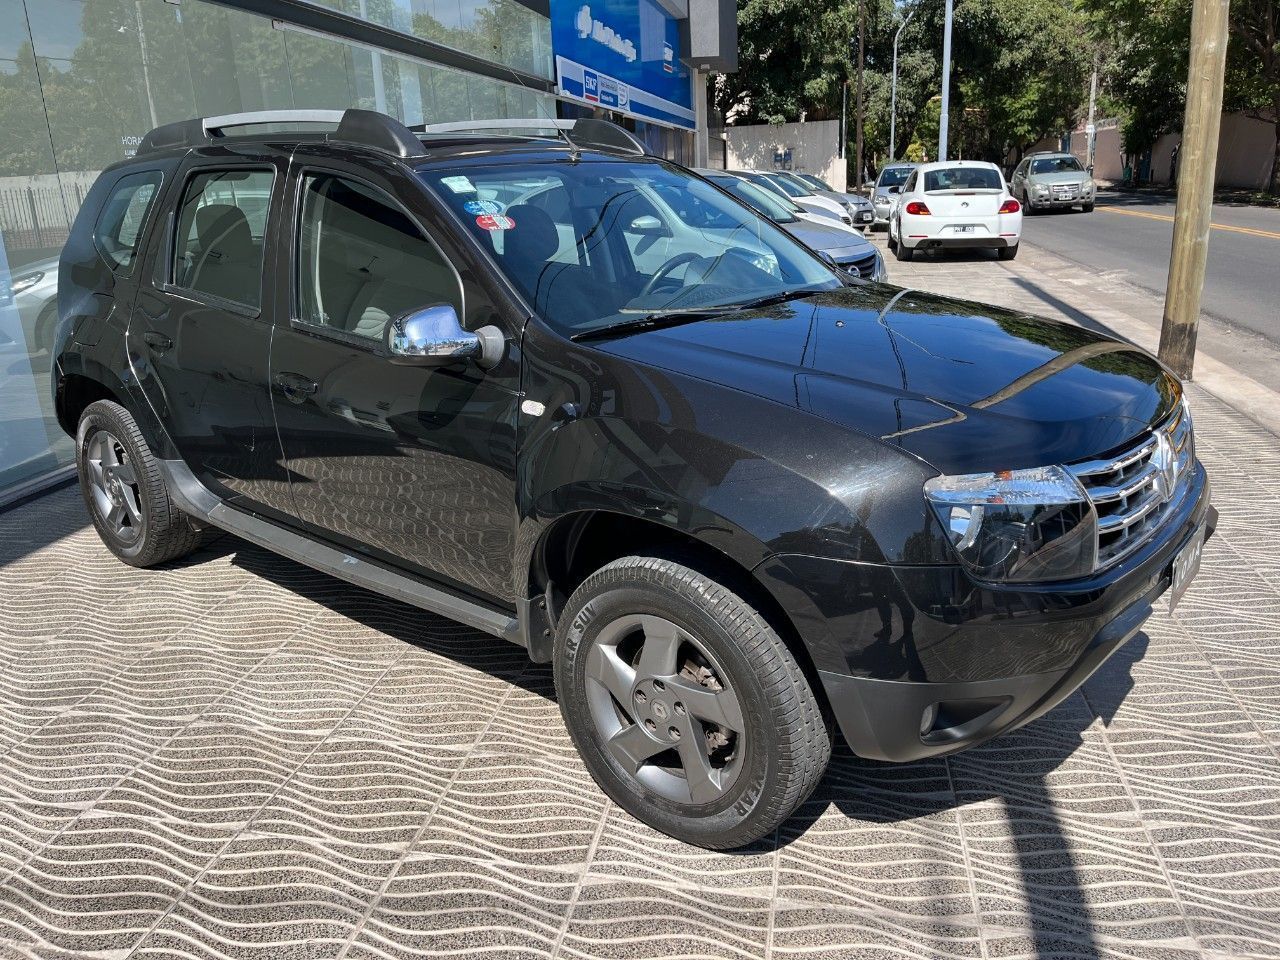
571;289;823;343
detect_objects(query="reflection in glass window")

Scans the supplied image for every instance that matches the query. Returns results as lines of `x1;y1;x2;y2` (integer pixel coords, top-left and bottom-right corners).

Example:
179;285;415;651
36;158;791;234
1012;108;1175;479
174;169;274;309
297;173;461;341
94;172;162;271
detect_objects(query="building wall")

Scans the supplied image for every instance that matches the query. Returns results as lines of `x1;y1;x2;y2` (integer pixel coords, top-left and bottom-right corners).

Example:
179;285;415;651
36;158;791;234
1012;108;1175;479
724;120;847;192
1067;112;1276;189
0;0;556;503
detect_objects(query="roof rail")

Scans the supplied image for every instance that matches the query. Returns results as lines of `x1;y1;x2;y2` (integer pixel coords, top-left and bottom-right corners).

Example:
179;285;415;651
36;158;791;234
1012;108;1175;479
136;108;427;160
417;117;648;156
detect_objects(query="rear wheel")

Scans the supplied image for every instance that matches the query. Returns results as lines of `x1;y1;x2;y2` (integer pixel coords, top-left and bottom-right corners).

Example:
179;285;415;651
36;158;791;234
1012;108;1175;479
76;400;206;568
894;229;914;261
998;243;1019;261
554;555;831;849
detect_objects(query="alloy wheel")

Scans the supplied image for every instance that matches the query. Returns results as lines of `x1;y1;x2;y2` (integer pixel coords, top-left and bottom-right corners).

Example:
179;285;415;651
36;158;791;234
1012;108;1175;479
584;614;746;805
86;430;144;543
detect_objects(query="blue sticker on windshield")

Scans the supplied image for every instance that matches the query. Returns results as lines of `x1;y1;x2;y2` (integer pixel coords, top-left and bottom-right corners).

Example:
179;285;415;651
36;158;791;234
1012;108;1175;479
463;199;504;216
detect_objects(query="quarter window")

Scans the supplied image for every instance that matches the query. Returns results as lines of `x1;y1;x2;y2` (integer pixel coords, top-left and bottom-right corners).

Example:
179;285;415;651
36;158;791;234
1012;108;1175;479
296;173;461;342
94;171;162;271
173;169;274;309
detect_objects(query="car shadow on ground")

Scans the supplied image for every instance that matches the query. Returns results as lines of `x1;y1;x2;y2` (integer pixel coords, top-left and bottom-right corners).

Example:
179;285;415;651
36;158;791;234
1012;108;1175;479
223;531;1144;959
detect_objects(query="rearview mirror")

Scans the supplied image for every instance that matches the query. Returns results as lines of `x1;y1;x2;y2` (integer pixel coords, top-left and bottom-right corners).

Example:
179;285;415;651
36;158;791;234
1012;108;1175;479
387;304;503;368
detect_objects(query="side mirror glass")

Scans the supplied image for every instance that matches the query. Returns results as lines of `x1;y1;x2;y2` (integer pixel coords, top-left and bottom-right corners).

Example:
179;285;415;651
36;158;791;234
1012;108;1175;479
628;214;668;236
387;303;503;368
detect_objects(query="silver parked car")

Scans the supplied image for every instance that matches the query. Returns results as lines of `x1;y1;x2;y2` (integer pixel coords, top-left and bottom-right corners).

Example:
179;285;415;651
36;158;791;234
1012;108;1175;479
697;169;886;281
869;162;918;229
1010;152;1096;213
787;171;875;230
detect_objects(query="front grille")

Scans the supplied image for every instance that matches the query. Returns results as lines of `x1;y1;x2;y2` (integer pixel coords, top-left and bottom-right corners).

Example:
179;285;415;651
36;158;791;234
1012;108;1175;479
1068;404;1194;568
1051;182;1080;200
842;250;878;279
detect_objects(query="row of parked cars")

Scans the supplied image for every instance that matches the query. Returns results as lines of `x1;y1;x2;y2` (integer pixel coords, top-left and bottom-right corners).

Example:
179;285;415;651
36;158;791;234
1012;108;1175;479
864;151;1097;263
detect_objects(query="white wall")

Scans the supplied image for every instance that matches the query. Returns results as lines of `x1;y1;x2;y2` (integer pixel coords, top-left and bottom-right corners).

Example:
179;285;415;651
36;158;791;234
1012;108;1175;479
724;120;846;191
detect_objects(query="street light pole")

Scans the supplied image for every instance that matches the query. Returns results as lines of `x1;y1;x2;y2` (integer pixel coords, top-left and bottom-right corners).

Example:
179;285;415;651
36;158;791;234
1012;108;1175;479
855;0;865;188
890;4;917;161
938;0;953;161
1159;0;1230;379
1086;59;1098;171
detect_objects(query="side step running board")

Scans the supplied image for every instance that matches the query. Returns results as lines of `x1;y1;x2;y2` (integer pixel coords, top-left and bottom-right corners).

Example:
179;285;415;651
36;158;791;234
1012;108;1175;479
158;459;525;647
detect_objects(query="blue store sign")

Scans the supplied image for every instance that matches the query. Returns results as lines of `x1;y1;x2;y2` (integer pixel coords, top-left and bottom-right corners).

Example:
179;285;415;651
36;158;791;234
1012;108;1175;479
550;0;695;130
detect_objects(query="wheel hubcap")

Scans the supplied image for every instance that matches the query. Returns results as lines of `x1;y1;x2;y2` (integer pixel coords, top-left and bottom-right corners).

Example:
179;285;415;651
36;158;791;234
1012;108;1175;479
86;430;143;544
585;614;746;806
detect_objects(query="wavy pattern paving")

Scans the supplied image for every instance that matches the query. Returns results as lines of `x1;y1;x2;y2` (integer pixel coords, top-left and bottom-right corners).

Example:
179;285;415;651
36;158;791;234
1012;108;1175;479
1;383;1280;959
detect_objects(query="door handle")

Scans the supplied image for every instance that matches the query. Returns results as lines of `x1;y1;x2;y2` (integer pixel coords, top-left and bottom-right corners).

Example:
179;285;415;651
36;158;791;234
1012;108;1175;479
143;331;172;351
274;371;319;402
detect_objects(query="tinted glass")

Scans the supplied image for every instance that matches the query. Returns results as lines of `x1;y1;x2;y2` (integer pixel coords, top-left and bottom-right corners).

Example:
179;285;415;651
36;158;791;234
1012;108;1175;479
297;173;460;341
923;167;1003;191
422;161;840;337
94;171;161;270
877;167;913;187
174;169;274;309
798;173;833;191
760;174;809;198
1032;156;1084;174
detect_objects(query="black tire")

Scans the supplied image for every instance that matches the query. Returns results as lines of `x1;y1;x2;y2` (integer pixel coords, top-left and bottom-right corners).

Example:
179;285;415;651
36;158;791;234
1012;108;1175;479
1082;202;1094;213
998;243;1019;261
886;226;898;252
555;555;831;849
894;232;914;261
76;399;206;568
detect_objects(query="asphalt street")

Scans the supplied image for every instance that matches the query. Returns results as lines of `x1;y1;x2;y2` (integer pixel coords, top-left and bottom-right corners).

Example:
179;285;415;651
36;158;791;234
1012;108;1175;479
1019;191;1280;347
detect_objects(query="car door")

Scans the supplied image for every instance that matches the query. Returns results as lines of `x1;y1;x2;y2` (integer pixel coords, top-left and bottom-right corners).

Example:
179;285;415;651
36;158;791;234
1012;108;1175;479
268;151;520;603
128;148;294;518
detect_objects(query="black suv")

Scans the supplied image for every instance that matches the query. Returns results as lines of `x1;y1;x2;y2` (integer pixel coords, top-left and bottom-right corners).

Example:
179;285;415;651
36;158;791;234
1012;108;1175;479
54;109;1213;849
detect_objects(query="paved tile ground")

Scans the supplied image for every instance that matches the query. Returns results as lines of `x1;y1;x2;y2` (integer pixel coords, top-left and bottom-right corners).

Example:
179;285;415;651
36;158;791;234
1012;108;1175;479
2;256;1280;959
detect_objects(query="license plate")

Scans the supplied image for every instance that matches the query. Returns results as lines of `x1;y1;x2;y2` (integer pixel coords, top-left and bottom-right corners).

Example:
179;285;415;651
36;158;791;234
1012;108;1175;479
859;212;873;222
952;225;975;234
1168;523;1206;612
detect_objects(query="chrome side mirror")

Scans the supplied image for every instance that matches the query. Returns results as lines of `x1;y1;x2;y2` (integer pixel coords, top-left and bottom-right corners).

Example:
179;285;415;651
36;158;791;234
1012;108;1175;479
386;303;503;368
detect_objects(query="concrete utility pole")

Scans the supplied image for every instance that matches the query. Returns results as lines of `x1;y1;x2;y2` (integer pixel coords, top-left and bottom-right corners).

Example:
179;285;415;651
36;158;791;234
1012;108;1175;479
854;0;866;187
938;0;954;161
890;5;917;161
1159;0;1231;379
1086;59;1098;171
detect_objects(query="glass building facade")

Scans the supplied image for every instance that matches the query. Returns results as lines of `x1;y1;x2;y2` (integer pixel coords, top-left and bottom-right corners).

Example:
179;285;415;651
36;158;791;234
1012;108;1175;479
0;0;562;503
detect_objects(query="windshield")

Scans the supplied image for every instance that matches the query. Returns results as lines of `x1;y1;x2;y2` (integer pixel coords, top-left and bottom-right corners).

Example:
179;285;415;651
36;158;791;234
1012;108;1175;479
876;166;913;188
923;167;1003;192
757;173;811;198
708;175;801;223
1031;156;1084;174
422;160;840;338
797;173;833;191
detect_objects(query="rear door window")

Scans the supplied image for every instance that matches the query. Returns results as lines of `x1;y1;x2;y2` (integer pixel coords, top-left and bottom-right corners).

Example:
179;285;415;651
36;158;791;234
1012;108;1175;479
94;171;162;272
172;169;275;310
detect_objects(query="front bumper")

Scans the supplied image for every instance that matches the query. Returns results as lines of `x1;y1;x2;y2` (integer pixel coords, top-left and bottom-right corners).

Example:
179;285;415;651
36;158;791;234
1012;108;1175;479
757;463;1214;762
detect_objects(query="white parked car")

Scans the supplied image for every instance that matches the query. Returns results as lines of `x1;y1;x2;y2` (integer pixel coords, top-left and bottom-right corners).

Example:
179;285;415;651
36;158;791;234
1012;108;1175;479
731;170;853;227
887;160;1022;262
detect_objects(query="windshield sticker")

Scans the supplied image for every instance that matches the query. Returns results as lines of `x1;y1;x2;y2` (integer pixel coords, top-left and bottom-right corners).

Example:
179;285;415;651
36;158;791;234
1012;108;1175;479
441;175;476;194
475;214;515;231
463;199;505;216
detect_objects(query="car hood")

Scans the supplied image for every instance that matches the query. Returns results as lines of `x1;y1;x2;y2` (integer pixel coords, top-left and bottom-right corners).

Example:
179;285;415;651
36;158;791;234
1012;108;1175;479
782;217;874;258
591;286;1177;475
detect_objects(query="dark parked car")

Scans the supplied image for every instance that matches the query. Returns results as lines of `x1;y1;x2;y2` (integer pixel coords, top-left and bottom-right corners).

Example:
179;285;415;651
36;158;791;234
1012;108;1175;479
54;110;1213;849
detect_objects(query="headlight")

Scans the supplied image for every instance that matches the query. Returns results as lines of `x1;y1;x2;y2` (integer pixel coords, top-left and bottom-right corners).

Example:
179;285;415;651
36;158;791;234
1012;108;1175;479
1034;183;1050;196
870;250;887;282
1084;179;1095;194
10;270;44;295
924;465;1097;582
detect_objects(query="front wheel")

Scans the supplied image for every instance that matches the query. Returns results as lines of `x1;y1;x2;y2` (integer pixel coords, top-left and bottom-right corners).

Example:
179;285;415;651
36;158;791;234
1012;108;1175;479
555;555;831;849
1082;202;1094;213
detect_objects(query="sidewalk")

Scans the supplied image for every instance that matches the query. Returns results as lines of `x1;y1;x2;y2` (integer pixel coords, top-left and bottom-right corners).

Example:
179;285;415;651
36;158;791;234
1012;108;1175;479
0;258;1279;957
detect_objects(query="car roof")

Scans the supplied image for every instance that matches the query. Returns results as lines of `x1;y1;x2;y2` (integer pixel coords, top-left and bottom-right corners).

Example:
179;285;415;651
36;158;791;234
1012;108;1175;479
913;159;1002;172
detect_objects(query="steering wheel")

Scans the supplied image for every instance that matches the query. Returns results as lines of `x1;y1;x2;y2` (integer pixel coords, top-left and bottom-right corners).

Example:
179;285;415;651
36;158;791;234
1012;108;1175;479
638;252;707;300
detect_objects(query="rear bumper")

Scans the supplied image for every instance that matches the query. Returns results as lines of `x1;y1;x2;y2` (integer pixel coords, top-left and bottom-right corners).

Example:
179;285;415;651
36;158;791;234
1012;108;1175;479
904;236;1017;250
